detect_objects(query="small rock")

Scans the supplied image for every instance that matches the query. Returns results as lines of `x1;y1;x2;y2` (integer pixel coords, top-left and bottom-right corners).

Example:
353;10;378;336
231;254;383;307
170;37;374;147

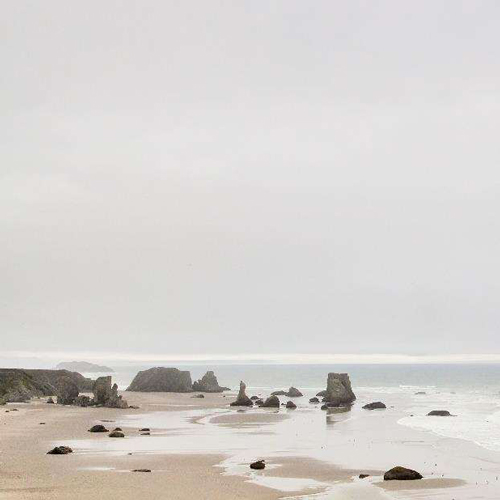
414;391;426;395
114;427;123;431
139;428;150;432
359;474;370;479
47;446;73;455
250;396;260;400
39;422;46;425
191;394;205;398
384;466;423;481
109;431;125;438
89;424;109;433
362;402;386;410
286;401;297;409
427;410;453;417
141;432;151;435
262;395;280;408
309;397;320;404
250;460;265;470
133;469;151;473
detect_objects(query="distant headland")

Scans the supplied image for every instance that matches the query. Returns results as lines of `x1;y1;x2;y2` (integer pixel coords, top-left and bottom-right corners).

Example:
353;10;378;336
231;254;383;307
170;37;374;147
55;361;114;373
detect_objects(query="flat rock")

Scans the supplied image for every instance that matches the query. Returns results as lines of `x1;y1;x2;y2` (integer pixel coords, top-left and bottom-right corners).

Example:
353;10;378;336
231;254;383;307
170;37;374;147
363;401;386;410
133;469;151;473
427;410;453;416
47;446;73;455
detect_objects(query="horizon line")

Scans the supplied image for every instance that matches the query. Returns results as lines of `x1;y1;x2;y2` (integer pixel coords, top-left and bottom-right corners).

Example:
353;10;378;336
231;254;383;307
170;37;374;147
3;351;500;366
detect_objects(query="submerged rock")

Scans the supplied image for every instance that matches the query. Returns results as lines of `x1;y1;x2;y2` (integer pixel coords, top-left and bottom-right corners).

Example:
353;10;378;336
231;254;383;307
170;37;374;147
229;381;253;407
250;460;265;470
427;410;453;416
47;446;73;455
363;402;386;410
127;367;193;393
384;466;423;481
262;395;280;408
192;371;229;393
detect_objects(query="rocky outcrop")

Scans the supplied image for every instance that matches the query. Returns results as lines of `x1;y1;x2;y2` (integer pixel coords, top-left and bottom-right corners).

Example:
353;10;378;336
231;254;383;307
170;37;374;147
230;381;253;407
56;376;80;405
322;373;356;406
271;387;303;398
262;395;280;408
127;367;193;392
0;369;94;403
384;466;423;481
363;402;386;410
427;410;453;416
93;376;128;408
192;371;229;393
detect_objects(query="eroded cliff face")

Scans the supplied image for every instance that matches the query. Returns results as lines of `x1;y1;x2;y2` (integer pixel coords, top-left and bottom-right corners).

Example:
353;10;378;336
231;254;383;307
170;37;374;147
127;367;193;392
192;371;229;393
323;373;356;406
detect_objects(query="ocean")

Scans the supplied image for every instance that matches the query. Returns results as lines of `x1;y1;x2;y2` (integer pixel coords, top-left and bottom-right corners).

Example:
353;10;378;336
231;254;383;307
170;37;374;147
85;363;500;453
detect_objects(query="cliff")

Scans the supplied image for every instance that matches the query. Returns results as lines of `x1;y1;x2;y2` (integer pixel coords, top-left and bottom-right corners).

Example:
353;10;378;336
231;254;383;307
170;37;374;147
127;367;193;392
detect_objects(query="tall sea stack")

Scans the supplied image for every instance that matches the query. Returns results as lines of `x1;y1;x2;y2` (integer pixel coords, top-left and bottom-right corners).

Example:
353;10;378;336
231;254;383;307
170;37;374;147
323;373;356;406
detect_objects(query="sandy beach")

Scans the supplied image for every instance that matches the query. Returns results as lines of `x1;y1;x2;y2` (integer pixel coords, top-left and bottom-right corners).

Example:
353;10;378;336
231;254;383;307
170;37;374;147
1;387;498;500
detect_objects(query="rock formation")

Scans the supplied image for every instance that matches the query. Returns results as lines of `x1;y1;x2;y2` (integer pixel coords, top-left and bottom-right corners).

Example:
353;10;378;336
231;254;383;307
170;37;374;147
229;381;253;407
322;373;356;406
93;376;128;408
127;367;193;392
56;376;80;405
384;466;423;481
262;395;280;408
363;401;386;410
192;371;229;393
271;387;303;398
250;460;265;470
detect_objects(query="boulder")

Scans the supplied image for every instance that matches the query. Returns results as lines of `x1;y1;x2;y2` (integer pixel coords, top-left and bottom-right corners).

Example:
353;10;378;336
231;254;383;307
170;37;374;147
127;367;193;392
230;381;253;407
192;371;229;393
427;410;453;416
322;373;356;406
139;428;150;432
286;401;297;409
262;395;280;408
359;474;370;479
363;402;386;410
56;376;80;405
250;460;265;470
109;431;125;438
384;466;423;481
89;424;109;433
309;397;320;404
47;446;73;455
286;387;303;398
133;469;151;472
93;376;128;408
271;390;287;396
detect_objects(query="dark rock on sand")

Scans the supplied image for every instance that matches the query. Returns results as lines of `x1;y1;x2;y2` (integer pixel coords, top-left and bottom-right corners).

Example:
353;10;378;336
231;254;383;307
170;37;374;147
192;371;229;393
286;401;297;409
427;410;453;416
309;397;320;404
384;466;423;481
262;395;280;408
322;373;356;406
141;432;151;435
127;367;193;393
133;469;151;472
47;446;73;455
363;402;386;410
56;376;80;405
93;376;128;408
359;474;370;479
250;460;265;470
139;428;150;432
109;430;125;438
191;394;205;398
230;381;253;407
89;424;109;433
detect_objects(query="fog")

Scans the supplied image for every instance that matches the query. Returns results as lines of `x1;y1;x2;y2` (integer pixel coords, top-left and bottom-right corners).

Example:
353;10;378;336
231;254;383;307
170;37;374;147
1;1;500;363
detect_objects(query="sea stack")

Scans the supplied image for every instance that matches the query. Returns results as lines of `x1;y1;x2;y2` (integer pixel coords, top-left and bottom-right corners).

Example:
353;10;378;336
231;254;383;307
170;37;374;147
323;373;356;406
192;371;229;393
93;376;128;408
127;367;193;392
230;381;253;407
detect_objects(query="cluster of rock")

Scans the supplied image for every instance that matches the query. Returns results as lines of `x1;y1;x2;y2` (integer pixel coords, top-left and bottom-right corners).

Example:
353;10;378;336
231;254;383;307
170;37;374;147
57;376;128;409
0;368;94;404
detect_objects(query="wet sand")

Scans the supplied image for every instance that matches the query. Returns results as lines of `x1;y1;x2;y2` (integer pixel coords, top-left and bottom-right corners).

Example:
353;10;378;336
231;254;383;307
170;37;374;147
0;390;496;499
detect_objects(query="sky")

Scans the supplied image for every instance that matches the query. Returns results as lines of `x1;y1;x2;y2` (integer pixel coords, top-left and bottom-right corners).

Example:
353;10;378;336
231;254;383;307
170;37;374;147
1;1;500;365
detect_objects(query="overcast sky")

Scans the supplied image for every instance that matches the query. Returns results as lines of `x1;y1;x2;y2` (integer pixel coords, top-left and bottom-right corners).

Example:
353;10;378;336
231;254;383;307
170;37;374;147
1;1;500;364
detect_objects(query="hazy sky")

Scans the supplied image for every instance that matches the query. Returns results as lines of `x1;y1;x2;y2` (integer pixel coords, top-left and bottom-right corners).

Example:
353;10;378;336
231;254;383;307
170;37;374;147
2;1;500;363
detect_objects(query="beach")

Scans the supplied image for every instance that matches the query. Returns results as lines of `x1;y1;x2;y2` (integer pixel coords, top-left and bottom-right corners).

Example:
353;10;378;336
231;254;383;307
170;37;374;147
1;383;499;500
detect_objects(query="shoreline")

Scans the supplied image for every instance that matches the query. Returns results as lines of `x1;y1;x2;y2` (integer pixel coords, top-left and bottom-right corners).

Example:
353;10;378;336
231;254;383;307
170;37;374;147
0;390;498;499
